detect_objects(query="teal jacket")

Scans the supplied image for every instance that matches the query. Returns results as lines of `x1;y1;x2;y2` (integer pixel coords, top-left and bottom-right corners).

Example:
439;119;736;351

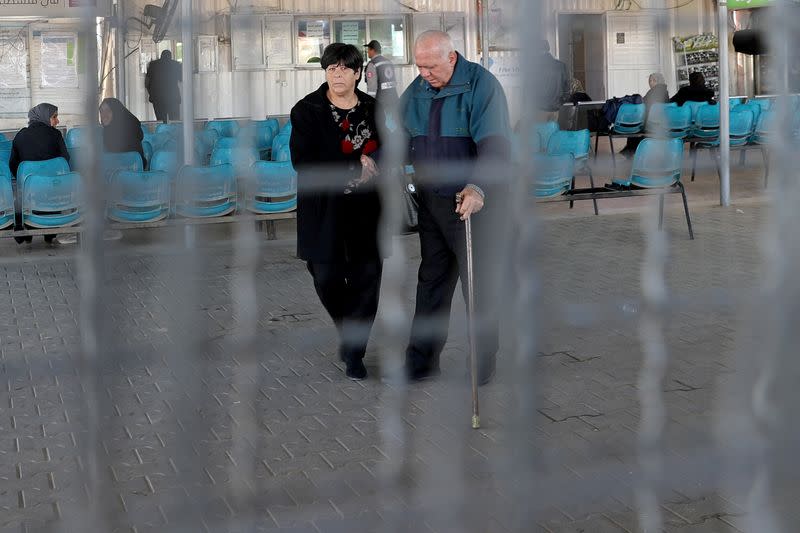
401;52;511;196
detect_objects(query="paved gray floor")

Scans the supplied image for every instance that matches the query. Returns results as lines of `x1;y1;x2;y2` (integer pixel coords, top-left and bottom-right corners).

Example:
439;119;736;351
0;164;785;532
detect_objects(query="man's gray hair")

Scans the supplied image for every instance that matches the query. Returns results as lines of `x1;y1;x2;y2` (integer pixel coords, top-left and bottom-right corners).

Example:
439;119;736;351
649;72;665;85
415;30;456;59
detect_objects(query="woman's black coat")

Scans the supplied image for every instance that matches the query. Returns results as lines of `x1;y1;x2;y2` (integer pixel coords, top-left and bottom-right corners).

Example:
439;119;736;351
290;83;382;263
9;122;70;178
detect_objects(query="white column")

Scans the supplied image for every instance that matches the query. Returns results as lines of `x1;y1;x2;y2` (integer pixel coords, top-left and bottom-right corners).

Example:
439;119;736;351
181;0;194;165
718;1;731;206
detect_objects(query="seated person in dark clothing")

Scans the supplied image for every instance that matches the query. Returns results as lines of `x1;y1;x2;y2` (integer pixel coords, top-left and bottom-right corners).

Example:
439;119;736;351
620;72;670;158
99;97;145;165
9;103;69;244
670;71;715;106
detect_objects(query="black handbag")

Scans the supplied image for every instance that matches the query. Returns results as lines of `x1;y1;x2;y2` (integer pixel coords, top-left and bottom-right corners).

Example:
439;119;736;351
400;168;419;234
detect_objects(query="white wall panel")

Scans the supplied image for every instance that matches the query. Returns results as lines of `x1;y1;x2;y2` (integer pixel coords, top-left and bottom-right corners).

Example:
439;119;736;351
121;0;716;120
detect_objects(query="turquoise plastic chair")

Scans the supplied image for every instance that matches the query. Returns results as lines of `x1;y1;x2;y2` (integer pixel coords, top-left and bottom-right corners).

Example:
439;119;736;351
612;103;646;134
210;146;259;177
546;129;596;214
249;119;279;157
729;108;755;147
194;129;219;165
247;160;297;213
65;126;101;149
733;102;761;142
155;123;182;137
753;110;774;145
214;136;239;150
206;120;240;139
107;169;171;223
175;164;237;218
279;121;292;135
17;157;82;228
150;150;179;178
273;143;291;163
752;98;772;112
532;153;575;198
629;138;684;189
0;165;14;230
682;101;707;124
271;132;291;162
100;152;143;181
647;105;692;138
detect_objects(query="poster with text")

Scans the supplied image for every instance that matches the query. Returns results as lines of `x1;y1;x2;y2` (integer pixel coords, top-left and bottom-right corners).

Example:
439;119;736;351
41;34;78;88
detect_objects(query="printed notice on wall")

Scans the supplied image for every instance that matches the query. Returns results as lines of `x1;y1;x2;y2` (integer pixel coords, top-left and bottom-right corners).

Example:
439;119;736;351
306;22;324;39
264;17;292;67
341;22;360;46
0;29;28;89
41;33;78;88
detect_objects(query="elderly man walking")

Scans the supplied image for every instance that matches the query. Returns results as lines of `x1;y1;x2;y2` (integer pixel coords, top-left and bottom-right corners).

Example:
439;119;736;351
400;30;511;384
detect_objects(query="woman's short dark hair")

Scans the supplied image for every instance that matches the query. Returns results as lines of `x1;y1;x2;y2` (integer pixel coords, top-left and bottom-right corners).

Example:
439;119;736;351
320;43;363;74
689;71;706;88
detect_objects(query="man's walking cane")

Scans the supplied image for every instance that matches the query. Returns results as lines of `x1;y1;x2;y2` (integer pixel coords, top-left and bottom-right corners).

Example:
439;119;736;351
457;193;481;430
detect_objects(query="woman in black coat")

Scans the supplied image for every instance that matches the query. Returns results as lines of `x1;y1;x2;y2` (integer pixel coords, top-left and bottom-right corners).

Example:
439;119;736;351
99;97;145;165
670;71;715;106
9;103;70;244
290;43;382;381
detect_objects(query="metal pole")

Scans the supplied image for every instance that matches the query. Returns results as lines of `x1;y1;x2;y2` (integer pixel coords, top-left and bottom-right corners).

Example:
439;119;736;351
481;0;490;67
718;1;731;206
181;0;194;166
114;1;126;104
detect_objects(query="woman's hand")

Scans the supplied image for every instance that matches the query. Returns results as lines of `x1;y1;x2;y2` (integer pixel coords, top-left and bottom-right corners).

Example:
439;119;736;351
358;155;379;184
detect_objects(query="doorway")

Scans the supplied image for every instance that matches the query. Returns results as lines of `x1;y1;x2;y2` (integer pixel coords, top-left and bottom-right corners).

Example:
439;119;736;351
557;14;606;101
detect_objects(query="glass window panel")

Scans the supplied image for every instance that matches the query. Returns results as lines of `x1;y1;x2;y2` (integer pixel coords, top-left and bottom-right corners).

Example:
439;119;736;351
333;19;366;48
368;17;407;63
297;18;330;64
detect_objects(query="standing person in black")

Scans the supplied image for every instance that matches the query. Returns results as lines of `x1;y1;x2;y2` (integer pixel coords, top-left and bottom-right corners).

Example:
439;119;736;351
620;72;670;158
535;39;570;122
9;103;69;244
671;71;715;106
145;50;182;122
290;43;383;381
99;98;145;165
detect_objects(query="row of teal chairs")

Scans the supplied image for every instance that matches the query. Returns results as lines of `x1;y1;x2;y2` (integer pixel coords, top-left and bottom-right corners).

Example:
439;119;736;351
0;148;297;231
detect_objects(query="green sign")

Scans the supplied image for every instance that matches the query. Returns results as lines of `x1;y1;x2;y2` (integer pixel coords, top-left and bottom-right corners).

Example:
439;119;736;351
728;0;773;9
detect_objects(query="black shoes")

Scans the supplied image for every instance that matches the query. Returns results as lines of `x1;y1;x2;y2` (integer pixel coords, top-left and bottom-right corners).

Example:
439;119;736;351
14;236;32;244
344;359;367;381
44;234;56;244
406;364;441;382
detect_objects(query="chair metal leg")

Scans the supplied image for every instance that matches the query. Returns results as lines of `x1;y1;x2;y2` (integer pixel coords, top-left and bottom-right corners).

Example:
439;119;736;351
762;146;769;187
588;168;598;215
739;148;746;167
608;134;616;171
658;193;665;231
569;176;576;209
594;132;600;162
678;182;694;240
690;143;698;181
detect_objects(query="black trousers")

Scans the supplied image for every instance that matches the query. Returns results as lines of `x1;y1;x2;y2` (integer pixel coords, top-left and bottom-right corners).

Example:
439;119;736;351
152;100;180;122
307;260;382;363
406;189;505;375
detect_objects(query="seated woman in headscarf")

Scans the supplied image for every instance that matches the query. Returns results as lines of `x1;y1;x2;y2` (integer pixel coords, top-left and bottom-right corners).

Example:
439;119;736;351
99;97;145;165
9;103;70;244
670;71;715;106
620;72;670;158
